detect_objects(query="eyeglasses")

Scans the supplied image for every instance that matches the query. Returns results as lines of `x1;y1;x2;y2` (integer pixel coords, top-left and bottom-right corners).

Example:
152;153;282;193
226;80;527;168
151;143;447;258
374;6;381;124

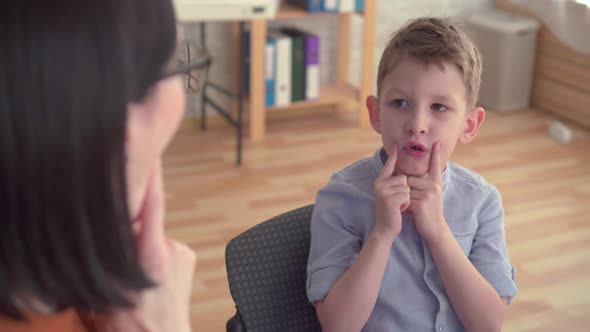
161;41;211;93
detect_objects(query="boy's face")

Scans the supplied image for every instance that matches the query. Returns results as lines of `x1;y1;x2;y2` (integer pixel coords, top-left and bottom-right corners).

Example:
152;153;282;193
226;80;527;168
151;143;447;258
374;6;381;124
367;56;485;177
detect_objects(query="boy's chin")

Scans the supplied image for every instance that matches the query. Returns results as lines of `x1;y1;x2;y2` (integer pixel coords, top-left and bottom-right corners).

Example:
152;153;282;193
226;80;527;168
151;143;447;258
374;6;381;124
396;164;429;178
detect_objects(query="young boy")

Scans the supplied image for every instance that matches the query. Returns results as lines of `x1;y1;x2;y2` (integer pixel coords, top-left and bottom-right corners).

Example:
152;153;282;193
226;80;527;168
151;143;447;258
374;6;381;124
306;17;518;332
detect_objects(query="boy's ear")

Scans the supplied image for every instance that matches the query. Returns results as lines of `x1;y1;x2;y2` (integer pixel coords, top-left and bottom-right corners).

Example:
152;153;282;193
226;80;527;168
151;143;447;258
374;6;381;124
366;95;381;134
459;106;485;144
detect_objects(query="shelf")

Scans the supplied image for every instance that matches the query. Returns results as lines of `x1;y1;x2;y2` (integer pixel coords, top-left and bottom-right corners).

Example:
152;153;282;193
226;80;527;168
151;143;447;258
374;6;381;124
235;0;376;142
266;85;359;112
275;3;338;19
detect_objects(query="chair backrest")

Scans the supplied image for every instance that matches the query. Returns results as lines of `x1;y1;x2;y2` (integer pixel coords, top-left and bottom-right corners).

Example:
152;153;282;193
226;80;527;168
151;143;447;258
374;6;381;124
225;205;322;332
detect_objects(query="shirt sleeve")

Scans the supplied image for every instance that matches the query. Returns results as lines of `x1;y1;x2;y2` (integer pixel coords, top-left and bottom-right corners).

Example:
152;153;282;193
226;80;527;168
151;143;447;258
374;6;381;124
470;184;518;304
306;179;368;305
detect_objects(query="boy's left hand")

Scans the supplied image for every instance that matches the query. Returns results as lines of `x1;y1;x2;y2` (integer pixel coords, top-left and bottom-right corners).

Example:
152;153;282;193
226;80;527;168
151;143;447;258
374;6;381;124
407;142;446;242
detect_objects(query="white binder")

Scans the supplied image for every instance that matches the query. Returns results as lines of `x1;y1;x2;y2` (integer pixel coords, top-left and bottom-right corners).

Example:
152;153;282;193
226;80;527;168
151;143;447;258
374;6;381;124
270;31;292;107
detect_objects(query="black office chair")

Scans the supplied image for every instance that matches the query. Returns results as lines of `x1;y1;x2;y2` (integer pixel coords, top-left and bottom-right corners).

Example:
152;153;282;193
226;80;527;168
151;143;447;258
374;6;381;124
225;205;322;332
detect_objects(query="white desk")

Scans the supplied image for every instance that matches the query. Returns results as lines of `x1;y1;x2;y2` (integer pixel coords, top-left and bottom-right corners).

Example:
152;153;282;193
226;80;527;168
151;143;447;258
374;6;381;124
173;0;278;22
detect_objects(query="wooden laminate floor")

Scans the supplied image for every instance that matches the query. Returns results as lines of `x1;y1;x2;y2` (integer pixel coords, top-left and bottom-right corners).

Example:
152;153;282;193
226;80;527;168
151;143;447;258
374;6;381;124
163;108;590;331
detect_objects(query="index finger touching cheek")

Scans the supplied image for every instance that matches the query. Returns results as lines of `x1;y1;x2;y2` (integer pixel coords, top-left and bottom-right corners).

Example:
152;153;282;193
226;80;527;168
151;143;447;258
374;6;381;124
379;144;398;180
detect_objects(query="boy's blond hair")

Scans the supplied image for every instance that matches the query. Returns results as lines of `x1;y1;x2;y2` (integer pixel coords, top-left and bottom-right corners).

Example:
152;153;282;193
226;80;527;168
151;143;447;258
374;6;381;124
377;17;482;107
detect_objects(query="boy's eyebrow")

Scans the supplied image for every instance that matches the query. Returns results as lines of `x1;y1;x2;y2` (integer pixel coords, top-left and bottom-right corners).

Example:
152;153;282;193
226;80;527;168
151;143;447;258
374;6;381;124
431;95;455;101
430;94;459;105
381;87;410;97
382;88;460;105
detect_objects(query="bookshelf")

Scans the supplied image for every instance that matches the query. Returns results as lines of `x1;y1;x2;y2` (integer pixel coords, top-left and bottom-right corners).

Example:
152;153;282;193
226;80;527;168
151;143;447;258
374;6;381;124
232;0;376;142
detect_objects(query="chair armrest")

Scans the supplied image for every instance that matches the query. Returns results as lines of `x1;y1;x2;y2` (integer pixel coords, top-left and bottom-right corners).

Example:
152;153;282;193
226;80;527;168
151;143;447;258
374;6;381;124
226;308;246;332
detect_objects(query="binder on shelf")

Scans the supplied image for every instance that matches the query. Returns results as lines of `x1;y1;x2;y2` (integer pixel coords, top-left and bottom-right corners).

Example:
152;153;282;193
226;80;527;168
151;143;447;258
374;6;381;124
339;0;354;12
264;37;277;107
285;0;322;12
232;0;373;144
280;28;306;103
280;27;320;101
305;33;320;100
270;30;292;107
323;0;339;12
355;0;364;12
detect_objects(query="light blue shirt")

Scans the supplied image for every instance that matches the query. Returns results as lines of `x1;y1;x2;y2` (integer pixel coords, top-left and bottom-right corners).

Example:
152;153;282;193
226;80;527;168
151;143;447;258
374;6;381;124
306;148;518;332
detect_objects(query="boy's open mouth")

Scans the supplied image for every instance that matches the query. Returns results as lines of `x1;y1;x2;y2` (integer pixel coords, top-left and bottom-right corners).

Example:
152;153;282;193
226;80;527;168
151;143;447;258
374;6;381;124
405;142;427;152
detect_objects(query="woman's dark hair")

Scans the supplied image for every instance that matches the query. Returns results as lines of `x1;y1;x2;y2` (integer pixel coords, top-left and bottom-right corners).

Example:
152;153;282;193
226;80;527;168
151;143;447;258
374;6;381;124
0;0;177;319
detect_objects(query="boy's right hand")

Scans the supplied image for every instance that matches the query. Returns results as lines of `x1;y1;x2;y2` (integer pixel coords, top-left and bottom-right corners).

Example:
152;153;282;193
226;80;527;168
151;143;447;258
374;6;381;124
373;144;410;240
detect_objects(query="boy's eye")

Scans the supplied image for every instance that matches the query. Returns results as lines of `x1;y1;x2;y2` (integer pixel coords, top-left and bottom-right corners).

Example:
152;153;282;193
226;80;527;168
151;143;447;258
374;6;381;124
393;99;409;109
432;103;449;112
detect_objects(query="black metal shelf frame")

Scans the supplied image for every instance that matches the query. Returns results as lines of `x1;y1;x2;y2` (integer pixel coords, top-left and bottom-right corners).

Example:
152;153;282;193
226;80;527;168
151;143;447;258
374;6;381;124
198;22;245;165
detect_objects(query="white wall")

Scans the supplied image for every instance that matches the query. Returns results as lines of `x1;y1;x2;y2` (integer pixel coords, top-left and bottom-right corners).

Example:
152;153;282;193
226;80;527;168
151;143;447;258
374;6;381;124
181;0;495;116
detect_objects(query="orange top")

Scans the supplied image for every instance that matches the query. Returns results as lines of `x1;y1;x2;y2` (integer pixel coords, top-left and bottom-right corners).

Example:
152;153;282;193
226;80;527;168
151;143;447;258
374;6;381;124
0;309;95;332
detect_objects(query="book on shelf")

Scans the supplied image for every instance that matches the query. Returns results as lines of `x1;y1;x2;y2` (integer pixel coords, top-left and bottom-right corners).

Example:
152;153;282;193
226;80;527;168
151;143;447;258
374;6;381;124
264;36;277;107
280;27;321;103
355;0;364;11
304;32;320;100
287;0;362;13
284;0;322;12
269;30;292;107
280;28;306;103
243;24;321;108
322;0;339;12
339;0;354;12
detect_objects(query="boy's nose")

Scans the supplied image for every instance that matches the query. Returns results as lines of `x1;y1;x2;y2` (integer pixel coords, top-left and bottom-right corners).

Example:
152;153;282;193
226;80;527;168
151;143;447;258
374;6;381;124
409;127;427;135
407;113;428;135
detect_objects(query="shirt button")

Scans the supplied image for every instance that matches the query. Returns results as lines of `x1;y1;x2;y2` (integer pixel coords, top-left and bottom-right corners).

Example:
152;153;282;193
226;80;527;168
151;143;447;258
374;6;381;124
439;326;443;331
